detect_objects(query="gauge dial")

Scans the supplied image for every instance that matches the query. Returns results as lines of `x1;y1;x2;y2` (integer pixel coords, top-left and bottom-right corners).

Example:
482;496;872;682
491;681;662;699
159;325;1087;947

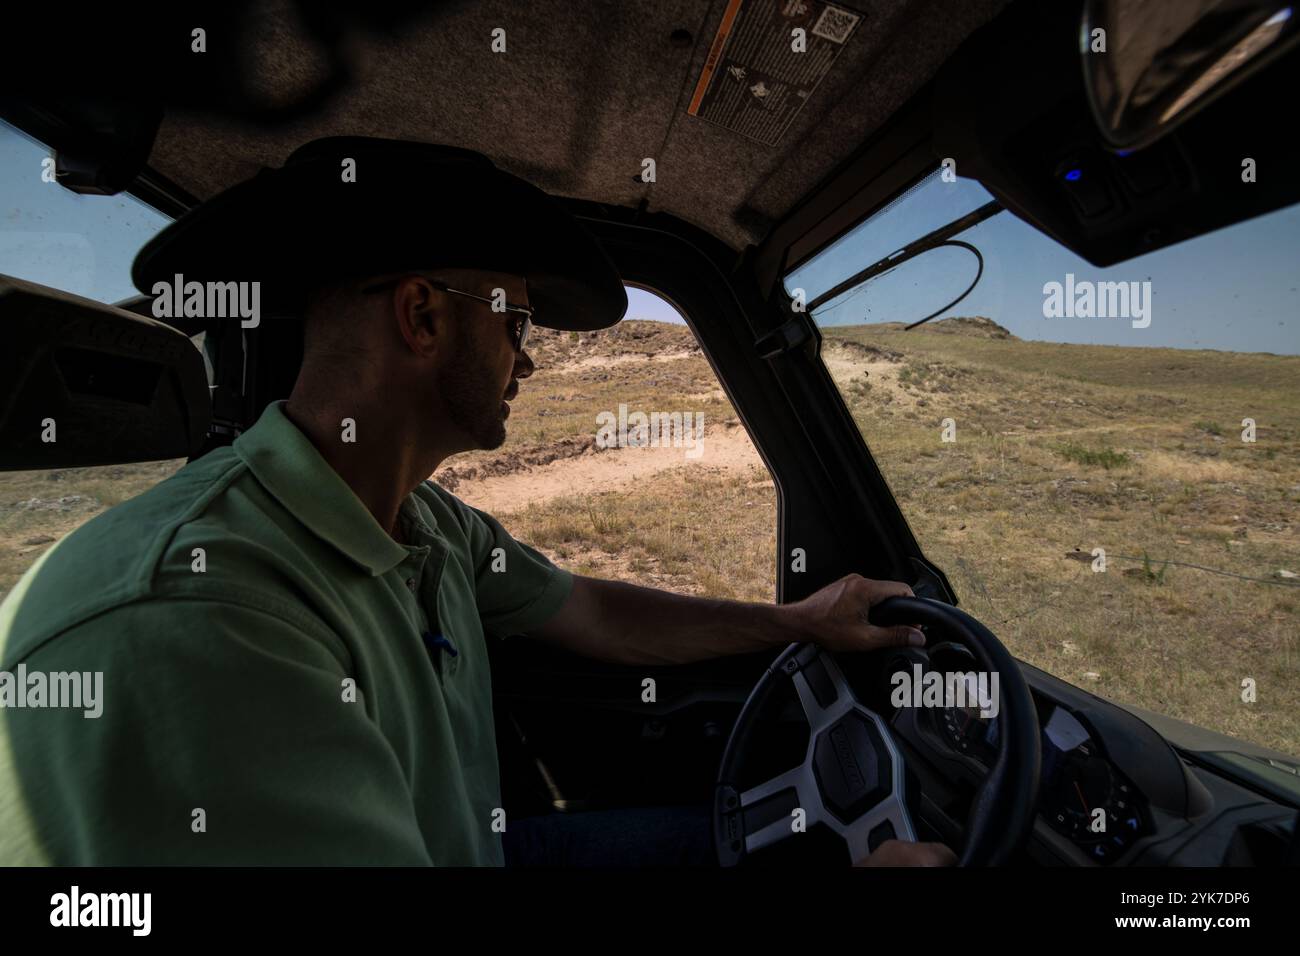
1039;708;1145;863
938;700;999;763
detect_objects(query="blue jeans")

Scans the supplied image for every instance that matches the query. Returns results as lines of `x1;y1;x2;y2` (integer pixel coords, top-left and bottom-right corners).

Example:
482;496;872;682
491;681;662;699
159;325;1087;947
503;804;717;867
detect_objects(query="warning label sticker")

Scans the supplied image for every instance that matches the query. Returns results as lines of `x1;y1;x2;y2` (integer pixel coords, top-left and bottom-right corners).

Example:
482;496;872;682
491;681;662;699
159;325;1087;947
687;0;865;147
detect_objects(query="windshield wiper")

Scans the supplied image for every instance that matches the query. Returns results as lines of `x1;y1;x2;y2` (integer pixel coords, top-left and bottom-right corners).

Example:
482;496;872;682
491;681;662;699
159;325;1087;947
806;199;1005;328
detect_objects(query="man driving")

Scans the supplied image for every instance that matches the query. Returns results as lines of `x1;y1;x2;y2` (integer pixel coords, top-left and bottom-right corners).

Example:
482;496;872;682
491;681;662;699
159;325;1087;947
0;137;955;867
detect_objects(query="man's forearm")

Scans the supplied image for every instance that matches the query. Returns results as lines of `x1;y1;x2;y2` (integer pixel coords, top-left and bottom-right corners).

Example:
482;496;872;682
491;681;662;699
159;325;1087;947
537;574;810;666
530;572;924;666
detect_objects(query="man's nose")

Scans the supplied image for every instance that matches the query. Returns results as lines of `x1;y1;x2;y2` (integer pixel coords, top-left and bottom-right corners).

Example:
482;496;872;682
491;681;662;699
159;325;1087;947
513;348;535;379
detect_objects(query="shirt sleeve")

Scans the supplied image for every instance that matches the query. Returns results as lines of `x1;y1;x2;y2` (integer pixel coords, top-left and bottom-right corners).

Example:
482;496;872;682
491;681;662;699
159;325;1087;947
2;599;435;865
456;500;574;638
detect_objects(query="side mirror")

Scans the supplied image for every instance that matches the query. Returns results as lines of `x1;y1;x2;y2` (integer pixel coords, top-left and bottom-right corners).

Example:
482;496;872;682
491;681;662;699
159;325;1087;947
0;275;210;469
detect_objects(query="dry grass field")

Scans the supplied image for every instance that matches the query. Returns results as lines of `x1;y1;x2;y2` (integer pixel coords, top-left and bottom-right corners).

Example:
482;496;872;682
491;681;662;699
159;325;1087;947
820;319;1300;758
2;317;1296;756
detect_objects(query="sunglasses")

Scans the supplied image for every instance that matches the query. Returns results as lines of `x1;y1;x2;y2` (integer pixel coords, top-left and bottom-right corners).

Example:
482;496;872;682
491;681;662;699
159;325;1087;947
360;274;532;352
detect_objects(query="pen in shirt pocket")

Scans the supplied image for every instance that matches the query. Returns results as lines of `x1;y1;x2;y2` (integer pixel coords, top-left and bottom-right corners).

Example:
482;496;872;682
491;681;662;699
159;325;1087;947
423;630;458;658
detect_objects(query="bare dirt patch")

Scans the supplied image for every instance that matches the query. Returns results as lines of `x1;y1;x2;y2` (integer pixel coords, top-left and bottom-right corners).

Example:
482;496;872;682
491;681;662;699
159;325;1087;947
443;420;763;515
562;350;701;372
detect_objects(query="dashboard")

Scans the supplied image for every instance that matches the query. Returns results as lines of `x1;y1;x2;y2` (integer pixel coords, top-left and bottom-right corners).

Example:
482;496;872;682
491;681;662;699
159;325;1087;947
876;642;1288;867
494;626;1298;866
924;674;1147;862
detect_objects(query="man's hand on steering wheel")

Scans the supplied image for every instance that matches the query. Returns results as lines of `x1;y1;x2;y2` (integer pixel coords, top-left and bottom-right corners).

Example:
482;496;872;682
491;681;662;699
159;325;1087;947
782;573;927;653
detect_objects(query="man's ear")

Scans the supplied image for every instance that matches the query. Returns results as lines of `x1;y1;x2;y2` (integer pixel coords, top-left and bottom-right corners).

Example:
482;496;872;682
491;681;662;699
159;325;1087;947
393;278;448;355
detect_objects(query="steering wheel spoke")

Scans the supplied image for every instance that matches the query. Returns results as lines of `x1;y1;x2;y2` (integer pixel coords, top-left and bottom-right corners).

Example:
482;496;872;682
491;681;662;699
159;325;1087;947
790;654;855;731
736;764;822;853
842;791;917;865
744;811;811;854
739;764;809;807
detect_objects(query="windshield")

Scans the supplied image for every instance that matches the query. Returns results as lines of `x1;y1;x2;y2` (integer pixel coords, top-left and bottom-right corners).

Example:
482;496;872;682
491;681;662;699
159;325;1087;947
788;167;1300;759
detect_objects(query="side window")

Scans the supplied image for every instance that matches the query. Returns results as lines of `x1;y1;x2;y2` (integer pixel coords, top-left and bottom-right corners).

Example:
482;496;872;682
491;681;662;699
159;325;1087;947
0;120;180;600
436;284;778;602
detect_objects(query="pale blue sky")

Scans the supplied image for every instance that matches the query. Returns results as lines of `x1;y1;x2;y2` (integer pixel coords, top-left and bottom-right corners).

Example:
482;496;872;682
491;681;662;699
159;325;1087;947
627;285;687;324
787;170;1299;355
1;121;169;304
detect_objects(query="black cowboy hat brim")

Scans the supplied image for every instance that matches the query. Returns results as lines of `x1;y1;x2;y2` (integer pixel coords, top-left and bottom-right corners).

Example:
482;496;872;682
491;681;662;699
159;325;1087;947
131;137;627;331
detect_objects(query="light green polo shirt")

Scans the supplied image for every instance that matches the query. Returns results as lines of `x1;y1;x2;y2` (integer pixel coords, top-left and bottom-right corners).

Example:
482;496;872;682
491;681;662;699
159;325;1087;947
0;400;573;865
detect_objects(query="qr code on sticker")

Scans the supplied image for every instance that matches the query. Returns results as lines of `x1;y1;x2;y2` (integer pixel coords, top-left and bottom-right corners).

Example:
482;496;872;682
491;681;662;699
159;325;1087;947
811;4;861;44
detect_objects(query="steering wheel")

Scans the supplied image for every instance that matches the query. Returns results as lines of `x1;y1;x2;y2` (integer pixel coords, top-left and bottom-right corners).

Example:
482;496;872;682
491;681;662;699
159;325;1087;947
714;595;1041;866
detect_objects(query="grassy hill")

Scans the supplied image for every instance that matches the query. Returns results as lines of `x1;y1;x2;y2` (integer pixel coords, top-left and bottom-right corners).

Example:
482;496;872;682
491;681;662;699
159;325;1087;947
819;320;1300;756
2;317;1296;755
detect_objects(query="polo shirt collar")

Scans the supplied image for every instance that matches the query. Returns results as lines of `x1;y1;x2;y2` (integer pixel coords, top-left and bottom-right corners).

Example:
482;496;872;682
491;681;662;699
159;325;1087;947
234;400;412;576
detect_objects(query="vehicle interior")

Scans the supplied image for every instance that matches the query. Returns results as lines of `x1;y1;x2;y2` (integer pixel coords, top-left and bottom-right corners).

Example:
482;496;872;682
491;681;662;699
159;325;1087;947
2;0;1298;866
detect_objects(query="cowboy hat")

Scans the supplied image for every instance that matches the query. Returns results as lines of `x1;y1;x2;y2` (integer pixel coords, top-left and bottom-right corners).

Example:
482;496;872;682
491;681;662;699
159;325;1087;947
132;136;627;330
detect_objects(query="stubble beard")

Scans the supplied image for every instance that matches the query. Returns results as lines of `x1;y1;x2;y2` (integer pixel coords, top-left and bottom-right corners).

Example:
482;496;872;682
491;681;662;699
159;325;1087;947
437;343;508;451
